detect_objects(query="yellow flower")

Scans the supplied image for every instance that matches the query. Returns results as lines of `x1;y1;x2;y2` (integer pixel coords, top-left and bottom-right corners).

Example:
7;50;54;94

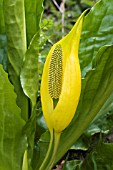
41;11;86;133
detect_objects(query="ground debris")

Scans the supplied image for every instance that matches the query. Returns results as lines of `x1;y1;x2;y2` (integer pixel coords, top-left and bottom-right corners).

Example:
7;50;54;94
53;160;65;170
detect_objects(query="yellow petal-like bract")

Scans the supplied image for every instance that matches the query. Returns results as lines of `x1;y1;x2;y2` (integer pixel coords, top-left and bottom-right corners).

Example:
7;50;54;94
41;11;86;132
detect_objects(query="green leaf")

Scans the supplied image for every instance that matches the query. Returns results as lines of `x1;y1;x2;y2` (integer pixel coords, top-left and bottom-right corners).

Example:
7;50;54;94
62;160;81;170
71;95;113;152
71;134;90;151
80;141;113;170
63;141;113;170
32;131;50;170
20;0;44;109
0;0;5;34
72;79;113;152
68;89;113;156
3;0;27;77
3;0;28;120
81;0;98;6
36;101;47;138
79;0;113;75
55;45;113;164
85;92;113;136
23;113;36;169
20;32;40;108
0;64;27;170
25;0;44;45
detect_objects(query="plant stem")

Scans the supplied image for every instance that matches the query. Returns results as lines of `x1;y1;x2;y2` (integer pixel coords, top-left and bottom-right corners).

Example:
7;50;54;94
52;0;63;13
46;132;61;170
39;130;54;170
61;0;65;36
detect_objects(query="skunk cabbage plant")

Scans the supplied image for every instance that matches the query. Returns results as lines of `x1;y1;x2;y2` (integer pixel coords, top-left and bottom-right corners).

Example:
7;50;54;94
39;11;86;170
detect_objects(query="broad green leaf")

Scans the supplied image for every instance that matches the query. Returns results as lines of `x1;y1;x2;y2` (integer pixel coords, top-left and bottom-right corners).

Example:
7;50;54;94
85;92;113;136
20;32;40;108
71;99;113;152
20;0;44;109
80;141;113;170
25;0;44;45
0;64;27;170
55;45;113;163
3;0;28;120
79;0;113;75
68;91;113;155
3;0;27;78
71;79;113;152
0;0;5;34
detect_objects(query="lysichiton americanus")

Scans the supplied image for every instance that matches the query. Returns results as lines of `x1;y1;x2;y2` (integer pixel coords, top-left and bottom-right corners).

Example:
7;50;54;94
41;11;86;133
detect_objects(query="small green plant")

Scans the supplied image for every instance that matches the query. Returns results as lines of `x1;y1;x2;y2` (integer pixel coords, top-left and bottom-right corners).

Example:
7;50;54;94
0;0;113;170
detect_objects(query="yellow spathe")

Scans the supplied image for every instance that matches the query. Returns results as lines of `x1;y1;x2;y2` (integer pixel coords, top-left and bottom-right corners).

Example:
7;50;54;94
41;11;86;132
